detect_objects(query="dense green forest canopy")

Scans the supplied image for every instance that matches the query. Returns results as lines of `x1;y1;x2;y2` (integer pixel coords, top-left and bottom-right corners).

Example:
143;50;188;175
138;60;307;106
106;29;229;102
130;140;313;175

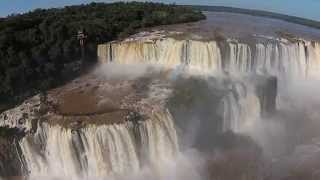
190;5;320;29
0;2;205;107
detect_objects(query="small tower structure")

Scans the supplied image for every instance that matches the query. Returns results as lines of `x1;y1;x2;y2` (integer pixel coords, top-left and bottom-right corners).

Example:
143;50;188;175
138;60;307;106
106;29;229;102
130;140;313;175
77;29;87;62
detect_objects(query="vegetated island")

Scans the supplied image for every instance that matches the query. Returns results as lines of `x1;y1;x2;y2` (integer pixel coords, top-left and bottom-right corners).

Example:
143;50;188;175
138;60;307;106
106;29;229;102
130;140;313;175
0;2;205;111
189;5;320;29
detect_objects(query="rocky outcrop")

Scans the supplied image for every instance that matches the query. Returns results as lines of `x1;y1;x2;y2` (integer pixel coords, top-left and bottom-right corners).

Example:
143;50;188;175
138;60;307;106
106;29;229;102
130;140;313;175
0;96;40;133
0;72;176;178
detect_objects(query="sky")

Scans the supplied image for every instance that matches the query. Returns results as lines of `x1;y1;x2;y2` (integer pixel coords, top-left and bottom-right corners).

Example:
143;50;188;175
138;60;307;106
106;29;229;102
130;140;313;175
0;0;319;21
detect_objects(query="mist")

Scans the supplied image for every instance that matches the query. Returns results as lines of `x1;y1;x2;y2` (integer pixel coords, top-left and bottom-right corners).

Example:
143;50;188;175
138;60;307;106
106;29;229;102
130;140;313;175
89;60;320;180
7;62;319;180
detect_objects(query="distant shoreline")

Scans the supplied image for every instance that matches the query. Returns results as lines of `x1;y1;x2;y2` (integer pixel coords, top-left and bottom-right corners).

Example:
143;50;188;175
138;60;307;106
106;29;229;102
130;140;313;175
187;5;320;30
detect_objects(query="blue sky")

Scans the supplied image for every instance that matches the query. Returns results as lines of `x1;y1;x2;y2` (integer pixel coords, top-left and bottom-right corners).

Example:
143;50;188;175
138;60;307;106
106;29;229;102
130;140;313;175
0;0;319;21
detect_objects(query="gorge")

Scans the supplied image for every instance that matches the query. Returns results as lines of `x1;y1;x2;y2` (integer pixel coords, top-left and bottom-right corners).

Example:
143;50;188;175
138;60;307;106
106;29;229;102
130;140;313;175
1;11;320;180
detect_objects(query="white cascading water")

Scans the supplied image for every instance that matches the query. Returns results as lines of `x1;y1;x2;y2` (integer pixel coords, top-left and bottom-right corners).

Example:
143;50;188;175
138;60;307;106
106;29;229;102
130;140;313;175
220;81;261;132
139;110;179;168
98;38;320;78
253;42;309;79
98;39;186;66
14;37;320;179
19;110;179;179
227;42;252;73
98;38;320;133
187;40;222;73
306;42;320;78
101;37;318;135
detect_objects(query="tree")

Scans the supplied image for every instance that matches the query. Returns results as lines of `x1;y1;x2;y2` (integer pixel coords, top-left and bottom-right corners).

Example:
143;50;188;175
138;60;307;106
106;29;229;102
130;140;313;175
0;2;205;109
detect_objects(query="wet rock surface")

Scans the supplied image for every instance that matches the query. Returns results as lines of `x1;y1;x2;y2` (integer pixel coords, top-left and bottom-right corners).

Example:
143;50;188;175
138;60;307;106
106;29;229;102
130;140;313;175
0;137;24;177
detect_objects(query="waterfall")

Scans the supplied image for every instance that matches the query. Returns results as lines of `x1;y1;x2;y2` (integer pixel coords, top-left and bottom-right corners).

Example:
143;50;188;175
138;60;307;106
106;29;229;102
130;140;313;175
97;39;320;135
227;42;252;73
98;39;320;78
188;40;222;73
139;110;179;168
98;39;187;67
19;110;179;179
1;34;319;179
253;42;309;78
306;42;320;78
220;81;261;132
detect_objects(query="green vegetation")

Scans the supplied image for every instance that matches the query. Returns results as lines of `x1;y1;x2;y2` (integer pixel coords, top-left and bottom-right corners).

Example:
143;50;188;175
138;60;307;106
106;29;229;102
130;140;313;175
190;5;320;29
0;2;205;107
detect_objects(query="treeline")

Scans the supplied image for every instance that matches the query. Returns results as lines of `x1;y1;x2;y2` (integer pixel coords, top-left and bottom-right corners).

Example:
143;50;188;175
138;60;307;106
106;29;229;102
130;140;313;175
0;2;205;106
190;5;320;29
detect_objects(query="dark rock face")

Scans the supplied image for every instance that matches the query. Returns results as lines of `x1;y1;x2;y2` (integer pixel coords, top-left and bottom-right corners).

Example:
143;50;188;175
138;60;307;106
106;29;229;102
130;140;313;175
0;127;26;177
256;76;278;117
0;137;25;177
264;76;277;114
167;77;223;151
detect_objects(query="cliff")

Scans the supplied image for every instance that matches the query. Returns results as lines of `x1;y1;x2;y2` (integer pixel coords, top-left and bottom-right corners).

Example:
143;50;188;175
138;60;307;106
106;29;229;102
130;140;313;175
98;32;320;79
1;11;320;179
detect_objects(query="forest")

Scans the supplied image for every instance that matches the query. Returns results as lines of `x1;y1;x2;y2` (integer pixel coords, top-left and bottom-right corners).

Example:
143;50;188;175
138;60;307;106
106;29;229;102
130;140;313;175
0;2;205;109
